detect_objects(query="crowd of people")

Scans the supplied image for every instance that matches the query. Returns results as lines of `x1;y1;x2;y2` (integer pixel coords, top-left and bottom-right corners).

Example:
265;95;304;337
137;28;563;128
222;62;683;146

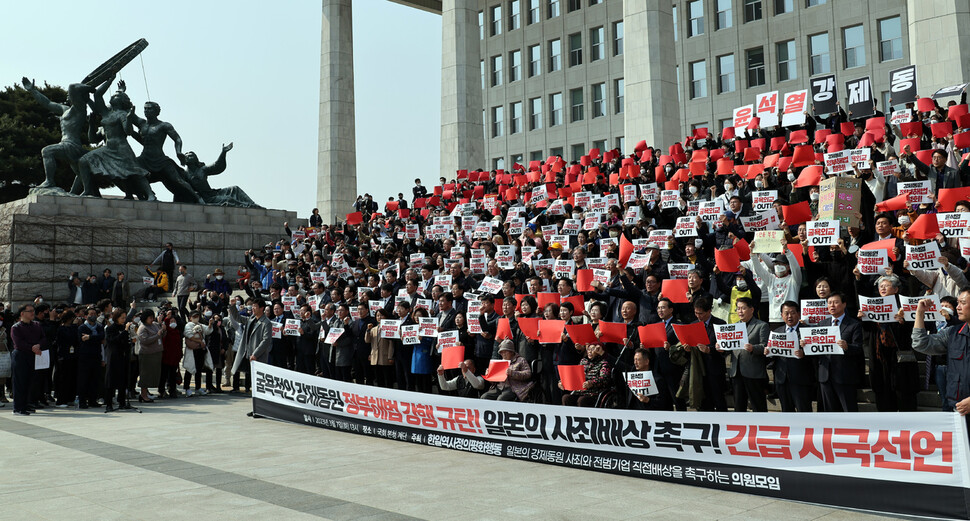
4;93;970;422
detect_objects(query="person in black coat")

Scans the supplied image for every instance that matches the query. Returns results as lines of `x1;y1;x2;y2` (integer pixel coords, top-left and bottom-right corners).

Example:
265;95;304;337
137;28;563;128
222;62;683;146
76;308;105;409
103;309;131;412
813;292;865;412
692;295;728;412
651;298;687;410
767;301;816;412
295;304;321;375
54;311;79;406
350;303;377;385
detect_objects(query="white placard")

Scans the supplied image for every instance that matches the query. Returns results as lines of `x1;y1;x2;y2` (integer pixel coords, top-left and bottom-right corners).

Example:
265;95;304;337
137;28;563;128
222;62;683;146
714;323;750;351
799;326;843;355
806;220;840;247
624;371;659;397
906;242;942;271
859;295;900;323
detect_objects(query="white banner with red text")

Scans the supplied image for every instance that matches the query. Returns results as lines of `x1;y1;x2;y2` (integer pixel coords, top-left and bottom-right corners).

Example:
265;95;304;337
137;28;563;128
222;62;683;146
251;362;970;519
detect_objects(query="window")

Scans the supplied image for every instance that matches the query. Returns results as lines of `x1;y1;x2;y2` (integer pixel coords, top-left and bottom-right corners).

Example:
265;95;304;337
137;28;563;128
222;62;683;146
548;0;560;18
571;144;585;162
511;153;523;165
613;21;624;56
591;83;606;118
746;47;765;87
510;101;522;134
492;106;504;137
879;17;902;62
490;5;502;36
493;157;505;170
549;92;563;126
809;33;830;74
806;0;826;6
528;0;541;24
491;55;503;86
479;11;484;39
843;25;865;68
717;54;735;93
528;45;541;77
567;0;581;12
744;0;762;22
592;139;606;153
774;0;792;15
529;150;543;162
568;33;583;67
589;0;602;5
719;118;733;133
590;27;605;61
550;146;563;158
570;87;584;122
716;0;732;30
509;0;520;30
548;39;562;72
615;137;625;152
690;60;707;99
480;60;485;89
614;78;624;113
529;97;542;130
688;0;704;37
509;50;521;82
672;5;678;41
776;40;796;82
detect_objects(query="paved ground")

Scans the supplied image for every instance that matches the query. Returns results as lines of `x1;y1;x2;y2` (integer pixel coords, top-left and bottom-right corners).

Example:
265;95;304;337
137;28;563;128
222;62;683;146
0;394;897;521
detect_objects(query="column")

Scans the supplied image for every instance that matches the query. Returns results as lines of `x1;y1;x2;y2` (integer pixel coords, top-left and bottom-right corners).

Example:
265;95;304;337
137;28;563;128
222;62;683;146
440;0;485;180
318;0;357;224
622;0;681;151
907;0;970;93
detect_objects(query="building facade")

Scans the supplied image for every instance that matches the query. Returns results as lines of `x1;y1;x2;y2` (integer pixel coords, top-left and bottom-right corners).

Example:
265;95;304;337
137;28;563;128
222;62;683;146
317;0;970;216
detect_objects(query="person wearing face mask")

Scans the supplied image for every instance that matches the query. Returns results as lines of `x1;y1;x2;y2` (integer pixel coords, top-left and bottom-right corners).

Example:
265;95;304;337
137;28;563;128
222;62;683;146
182;311;213;397
204;268;232;296
76;308;105;409
749;237;803;331
244;250;277;290
158;311;185;399
712;265;761;324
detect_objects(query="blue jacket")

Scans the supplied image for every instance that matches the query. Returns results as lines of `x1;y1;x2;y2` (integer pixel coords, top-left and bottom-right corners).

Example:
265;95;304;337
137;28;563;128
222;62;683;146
914;323;970;412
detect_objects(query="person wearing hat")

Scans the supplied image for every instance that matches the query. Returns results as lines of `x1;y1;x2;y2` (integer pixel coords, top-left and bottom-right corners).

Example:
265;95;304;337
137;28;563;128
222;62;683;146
548;241;564;259
750;236;803;331
709;209;745;250
481;340;533;401
204;268;232;296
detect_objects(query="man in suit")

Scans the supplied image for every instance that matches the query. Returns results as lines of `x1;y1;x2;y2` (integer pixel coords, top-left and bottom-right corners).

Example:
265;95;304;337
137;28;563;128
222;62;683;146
228;299;272;412
332;304;356;382
766;301;816;412
653;298;687;410
436;293;458;332
814;292;864;412
295;304;321;375
350;302;377;385
719;297;769;412
692;295;728;411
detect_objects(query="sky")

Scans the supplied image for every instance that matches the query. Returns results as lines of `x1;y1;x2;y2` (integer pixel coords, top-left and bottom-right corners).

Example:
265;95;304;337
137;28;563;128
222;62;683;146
0;0;442;215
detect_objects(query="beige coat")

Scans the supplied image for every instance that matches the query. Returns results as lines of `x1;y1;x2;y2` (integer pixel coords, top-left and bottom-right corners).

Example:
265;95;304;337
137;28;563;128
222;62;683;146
364;325;394;366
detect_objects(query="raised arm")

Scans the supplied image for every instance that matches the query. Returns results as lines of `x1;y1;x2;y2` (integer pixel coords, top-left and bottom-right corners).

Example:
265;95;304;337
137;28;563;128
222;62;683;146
22;77;65;115
203;142;233;177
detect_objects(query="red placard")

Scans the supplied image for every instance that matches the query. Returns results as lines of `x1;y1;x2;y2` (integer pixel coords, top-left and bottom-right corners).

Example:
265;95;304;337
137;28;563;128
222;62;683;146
537;292;561;309
442;346;465;370
518;317;540;341
597;321;626;344
715;248;741;273
661;279;690;304
346;212;363;225
576;269;593;292
908;213;941;240
539;320;566;344
495;317;513;340
638;323;668;348
939;187;970;212
673;322;711;347
781;201;812;226
483;360;510;382
558;365;586;391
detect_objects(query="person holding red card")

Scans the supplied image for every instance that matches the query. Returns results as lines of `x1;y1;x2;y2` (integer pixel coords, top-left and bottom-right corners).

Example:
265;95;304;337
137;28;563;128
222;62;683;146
560;343;613;408
481;340;533;401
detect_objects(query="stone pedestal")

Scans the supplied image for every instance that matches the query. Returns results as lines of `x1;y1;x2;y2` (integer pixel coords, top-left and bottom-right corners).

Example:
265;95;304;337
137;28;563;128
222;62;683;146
0;195;298;307
440;0;484;180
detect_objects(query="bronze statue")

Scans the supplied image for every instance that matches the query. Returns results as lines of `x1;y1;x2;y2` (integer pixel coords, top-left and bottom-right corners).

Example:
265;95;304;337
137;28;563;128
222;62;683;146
77;77;155;200
21;78;91;192
131;101;204;204
182;143;261;208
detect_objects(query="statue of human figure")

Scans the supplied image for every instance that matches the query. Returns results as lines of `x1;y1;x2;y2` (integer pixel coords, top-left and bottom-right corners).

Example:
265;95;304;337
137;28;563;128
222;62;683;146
182;143;261;208
76;76;156;200
130;101;205;204
21;77;92;191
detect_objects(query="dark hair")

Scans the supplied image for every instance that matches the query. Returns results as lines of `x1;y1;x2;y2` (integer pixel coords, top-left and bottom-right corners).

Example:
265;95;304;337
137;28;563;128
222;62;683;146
520;295;538;313
735;297;755;309
633;347;650;361
16;304;34;318
560;301;575;314
780;300;800;314
480;295;495;304
140;309;155;322
110;309;126;323
693;295;713;312
828;292;847;305
439;292;454;303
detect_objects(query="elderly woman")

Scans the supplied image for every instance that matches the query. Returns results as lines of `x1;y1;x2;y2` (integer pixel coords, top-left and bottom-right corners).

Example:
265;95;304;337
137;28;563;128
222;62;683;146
136;310;166;403
561;343;613;407
481;340;534;401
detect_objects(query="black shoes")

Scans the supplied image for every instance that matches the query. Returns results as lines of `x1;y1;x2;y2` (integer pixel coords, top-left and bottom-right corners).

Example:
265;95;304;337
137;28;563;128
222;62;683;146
13;410;30;416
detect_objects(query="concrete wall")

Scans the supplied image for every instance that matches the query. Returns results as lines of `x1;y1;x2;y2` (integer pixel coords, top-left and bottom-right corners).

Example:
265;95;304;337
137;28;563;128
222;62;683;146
907;0;970;91
0;195;298;307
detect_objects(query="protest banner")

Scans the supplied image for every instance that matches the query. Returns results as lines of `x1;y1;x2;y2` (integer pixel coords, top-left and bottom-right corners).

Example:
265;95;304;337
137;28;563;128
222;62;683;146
380;320;402;339
271;322;282;339
856;248;888;275
800;299;829;326
899;295;940;323
624;371;659;397
818;177;862;228
806;220;840;247
674;216;698;237
252;362;970;520
283;319;301;337
752;231;784;253
668;263;694;279
799;326;843;355
766;331;798;358
752;190;777;213
859;296;900;323
937;212;970;238
906;242;942;271
324;327;344;345
898;181;932;204
714;323;749;351
401;325;420;345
